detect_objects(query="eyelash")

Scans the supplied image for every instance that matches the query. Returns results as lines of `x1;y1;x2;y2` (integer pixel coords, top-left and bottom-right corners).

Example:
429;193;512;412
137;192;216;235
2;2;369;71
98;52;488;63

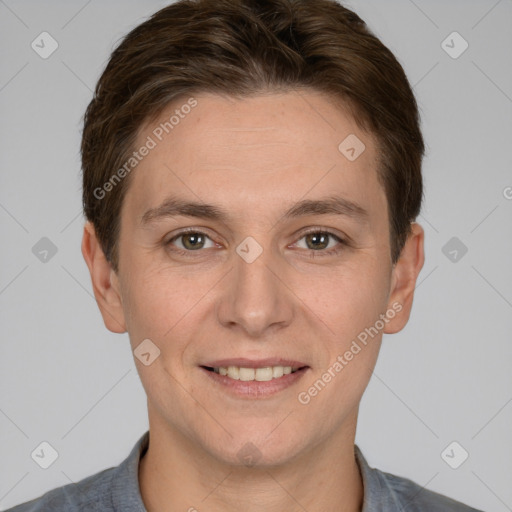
165;227;348;259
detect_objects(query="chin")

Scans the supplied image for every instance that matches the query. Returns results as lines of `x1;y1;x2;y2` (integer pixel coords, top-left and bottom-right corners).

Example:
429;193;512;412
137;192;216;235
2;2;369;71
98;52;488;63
204;429;307;469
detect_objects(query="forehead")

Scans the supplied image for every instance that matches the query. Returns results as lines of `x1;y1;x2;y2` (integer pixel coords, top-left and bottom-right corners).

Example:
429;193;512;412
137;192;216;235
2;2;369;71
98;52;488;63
123;90;385;225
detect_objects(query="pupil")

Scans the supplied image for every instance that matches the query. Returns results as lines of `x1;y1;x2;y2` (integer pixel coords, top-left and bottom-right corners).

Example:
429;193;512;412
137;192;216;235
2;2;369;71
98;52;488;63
308;233;328;250
184;233;203;250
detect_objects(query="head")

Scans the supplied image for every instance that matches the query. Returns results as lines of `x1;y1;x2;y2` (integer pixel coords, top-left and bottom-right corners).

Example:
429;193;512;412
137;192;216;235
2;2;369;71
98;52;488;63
82;0;424;467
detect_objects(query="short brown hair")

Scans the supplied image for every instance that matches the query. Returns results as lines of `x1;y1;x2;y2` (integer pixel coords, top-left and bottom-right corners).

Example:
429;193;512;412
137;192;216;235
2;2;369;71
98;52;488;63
82;0;424;272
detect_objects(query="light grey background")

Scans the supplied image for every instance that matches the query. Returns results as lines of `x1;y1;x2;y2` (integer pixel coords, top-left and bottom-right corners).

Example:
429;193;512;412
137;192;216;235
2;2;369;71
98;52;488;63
1;0;511;510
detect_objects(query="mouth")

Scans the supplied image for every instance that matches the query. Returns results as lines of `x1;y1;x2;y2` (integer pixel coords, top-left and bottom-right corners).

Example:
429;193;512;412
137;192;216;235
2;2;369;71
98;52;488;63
201;364;306;382
199;359;310;398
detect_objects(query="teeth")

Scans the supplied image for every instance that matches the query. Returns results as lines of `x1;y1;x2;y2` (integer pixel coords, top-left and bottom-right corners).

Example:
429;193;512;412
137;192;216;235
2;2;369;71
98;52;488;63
213;365;300;381
272;366;284;378
227;366;239;380
239;367;255;381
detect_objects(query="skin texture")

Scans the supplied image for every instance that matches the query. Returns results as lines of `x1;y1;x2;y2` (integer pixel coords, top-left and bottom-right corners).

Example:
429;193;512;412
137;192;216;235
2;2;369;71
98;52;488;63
82;90;424;512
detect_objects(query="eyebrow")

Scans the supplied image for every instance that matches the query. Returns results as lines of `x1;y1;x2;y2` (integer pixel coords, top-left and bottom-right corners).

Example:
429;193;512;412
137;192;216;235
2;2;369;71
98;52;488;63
140;195;368;226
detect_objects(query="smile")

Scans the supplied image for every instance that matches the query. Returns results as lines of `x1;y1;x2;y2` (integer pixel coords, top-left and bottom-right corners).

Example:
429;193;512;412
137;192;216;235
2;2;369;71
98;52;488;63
204;365;301;381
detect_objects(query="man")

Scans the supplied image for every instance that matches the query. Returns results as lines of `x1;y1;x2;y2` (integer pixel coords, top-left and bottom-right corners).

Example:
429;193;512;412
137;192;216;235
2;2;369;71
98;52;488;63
7;0;483;510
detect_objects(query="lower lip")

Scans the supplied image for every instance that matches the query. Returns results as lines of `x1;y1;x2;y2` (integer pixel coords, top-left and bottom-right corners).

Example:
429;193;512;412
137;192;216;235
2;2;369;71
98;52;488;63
200;367;309;398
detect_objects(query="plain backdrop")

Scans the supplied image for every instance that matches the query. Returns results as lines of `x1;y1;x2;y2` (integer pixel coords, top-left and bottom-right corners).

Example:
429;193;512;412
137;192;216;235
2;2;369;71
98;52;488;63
1;1;511;510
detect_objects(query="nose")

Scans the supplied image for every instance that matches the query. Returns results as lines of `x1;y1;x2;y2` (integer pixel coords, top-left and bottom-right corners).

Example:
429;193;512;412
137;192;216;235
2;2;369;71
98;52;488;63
215;240;294;338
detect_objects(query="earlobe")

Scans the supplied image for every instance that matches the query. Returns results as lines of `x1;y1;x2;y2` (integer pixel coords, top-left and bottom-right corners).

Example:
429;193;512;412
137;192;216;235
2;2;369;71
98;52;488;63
384;223;425;334
81;222;127;333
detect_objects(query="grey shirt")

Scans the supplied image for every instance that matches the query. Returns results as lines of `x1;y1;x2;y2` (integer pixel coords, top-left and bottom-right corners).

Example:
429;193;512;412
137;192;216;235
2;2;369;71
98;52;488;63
6;431;483;511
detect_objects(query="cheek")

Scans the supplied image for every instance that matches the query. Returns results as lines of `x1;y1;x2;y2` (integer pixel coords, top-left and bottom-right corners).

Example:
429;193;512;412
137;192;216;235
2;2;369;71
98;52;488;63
301;259;390;342
297;272;386;431
306;261;389;407
120;268;181;344
120;263;218;353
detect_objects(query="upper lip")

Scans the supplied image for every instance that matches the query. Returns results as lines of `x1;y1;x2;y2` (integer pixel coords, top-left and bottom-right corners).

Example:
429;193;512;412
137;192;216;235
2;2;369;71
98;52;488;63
201;358;309;369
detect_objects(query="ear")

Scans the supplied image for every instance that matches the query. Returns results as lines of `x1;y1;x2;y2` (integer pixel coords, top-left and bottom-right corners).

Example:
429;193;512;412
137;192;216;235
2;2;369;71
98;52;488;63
81;221;127;333
384;222;425;334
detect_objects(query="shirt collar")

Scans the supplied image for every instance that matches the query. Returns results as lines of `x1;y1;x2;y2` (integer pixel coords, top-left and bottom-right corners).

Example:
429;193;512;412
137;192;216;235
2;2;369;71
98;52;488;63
110;430;149;511
354;444;403;511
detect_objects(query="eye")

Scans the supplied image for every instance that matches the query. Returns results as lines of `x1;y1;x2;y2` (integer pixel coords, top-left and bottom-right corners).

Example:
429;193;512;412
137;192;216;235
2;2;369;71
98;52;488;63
166;230;216;252
293;229;346;257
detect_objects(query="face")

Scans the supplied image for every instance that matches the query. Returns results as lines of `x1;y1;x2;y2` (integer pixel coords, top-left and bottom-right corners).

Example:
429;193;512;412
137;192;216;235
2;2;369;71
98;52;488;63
83;90;424;467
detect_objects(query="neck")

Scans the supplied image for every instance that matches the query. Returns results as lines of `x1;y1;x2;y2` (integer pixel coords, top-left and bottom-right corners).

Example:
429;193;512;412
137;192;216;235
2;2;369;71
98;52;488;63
139;411;364;512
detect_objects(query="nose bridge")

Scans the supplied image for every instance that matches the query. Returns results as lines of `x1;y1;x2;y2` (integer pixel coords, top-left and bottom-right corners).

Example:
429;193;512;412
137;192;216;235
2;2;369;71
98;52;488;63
216;236;293;336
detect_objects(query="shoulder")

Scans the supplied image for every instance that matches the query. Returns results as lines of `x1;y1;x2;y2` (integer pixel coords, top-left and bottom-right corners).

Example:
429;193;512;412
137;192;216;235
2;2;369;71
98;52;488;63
4;467;117;511
381;470;483;511
5;431;149;512
354;445;484;512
